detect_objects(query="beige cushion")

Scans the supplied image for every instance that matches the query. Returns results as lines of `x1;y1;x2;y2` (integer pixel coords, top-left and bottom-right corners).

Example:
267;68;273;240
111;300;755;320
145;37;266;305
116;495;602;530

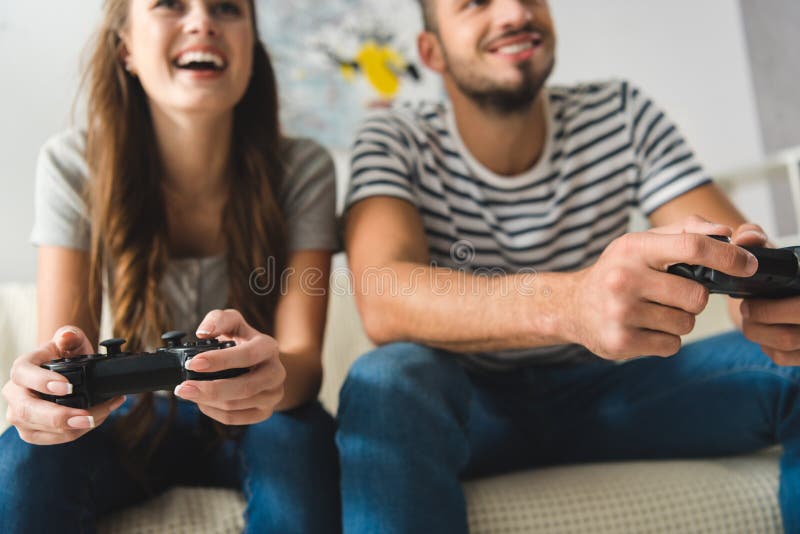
95;449;781;533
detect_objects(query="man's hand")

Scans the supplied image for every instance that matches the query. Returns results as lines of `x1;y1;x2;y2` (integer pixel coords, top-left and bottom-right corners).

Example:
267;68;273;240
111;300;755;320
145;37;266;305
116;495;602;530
174;309;286;425
732;224;800;366
567;216;758;360
2;326;126;445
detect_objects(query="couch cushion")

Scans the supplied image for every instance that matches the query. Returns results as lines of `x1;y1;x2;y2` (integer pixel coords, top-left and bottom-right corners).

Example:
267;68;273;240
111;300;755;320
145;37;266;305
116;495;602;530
96;448;780;533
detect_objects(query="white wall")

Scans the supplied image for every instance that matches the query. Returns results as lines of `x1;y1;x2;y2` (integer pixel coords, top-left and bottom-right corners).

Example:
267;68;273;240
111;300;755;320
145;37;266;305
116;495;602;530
550;0;764;172
0;1;103;283
0;1;768;282
549;0;775;236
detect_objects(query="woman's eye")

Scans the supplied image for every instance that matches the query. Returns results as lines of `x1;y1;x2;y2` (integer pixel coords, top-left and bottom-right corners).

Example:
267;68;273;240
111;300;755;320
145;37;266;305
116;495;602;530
212;1;242;16
464;0;489;9
154;0;181;9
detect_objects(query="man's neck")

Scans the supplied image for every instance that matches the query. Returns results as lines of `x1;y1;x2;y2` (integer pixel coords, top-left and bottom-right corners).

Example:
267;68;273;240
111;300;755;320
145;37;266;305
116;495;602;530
149;103;233;200
446;80;548;177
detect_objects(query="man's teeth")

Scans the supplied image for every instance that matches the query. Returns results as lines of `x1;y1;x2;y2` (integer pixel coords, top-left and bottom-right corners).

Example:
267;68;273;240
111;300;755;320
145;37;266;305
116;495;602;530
176;51;225;68
497;42;534;55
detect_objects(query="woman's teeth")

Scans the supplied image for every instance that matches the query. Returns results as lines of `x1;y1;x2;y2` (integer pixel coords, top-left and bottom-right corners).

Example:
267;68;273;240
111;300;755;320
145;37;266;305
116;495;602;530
175;51;225;69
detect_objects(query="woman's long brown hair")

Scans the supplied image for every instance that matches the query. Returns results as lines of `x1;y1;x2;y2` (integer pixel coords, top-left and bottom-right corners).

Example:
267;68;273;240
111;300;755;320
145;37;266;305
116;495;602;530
84;0;287;465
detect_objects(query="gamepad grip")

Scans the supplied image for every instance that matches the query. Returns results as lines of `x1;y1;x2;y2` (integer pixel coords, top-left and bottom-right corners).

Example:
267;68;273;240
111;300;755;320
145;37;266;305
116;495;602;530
667;236;800;299
40;331;248;408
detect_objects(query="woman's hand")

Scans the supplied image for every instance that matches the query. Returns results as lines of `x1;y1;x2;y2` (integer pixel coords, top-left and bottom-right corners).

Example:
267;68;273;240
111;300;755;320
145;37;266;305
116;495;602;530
1;326;126;445
174;309;286;425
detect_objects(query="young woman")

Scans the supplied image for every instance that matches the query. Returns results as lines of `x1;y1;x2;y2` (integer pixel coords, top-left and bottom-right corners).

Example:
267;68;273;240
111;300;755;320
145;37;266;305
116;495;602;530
0;1;340;532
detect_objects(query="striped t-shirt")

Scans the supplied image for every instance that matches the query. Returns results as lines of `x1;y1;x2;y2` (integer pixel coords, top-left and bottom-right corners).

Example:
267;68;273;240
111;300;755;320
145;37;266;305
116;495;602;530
346;80;712;368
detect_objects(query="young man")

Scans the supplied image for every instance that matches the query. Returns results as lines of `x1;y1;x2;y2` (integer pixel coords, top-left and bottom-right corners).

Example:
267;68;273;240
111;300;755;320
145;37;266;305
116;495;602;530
339;0;800;532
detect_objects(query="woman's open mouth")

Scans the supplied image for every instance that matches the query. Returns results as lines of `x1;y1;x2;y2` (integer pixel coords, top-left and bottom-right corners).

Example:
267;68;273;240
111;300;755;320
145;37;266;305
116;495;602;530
172;48;228;76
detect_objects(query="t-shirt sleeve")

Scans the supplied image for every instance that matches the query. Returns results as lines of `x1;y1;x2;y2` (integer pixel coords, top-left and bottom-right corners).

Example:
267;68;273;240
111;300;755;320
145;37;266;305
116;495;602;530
345;110;418;211
281;138;339;251
29;130;92;251
625;82;713;215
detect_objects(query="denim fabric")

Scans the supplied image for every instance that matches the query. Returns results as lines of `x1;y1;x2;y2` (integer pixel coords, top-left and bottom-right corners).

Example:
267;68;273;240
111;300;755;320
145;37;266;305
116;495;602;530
0;397;341;534
337;332;800;533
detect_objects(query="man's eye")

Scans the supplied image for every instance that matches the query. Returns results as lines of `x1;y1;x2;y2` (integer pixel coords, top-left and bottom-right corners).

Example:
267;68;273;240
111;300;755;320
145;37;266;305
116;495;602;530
212;1;242;16
466;0;489;8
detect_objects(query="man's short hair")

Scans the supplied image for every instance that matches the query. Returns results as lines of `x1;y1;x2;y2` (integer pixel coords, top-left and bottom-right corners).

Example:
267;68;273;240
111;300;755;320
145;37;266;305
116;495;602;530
417;0;437;32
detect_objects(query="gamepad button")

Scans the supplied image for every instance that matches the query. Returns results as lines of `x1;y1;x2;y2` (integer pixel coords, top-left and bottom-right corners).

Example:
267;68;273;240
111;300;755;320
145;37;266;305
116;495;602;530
99;338;126;355
161;331;187;348
222;341;235;348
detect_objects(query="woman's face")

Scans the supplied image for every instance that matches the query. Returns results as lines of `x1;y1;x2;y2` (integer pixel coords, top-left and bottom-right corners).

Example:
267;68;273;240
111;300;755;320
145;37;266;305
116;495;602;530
120;0;254;116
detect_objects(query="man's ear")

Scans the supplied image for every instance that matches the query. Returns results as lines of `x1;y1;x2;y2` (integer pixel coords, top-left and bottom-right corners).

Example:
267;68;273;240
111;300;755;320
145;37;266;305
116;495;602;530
417;31;446;74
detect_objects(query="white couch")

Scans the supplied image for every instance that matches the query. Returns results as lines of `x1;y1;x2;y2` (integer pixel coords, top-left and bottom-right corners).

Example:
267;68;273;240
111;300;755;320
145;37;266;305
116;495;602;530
0;276;783;533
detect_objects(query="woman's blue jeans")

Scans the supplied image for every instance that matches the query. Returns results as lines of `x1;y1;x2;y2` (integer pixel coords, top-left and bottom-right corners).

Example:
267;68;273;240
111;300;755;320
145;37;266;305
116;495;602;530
0;397;341;533
337;331;800;533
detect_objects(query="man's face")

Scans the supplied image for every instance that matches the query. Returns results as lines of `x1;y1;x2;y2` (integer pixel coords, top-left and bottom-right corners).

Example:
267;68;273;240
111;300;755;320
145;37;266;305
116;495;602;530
430;0;556;114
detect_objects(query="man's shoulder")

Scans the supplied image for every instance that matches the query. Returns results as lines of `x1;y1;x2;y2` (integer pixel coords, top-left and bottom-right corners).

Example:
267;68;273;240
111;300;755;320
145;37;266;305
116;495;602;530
546;78;638;113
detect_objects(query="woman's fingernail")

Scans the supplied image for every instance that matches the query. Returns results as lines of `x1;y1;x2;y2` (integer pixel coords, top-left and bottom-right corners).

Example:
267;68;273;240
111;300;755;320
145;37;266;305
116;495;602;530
187;357;210;371
196;329;211;337
59;327;79;338
67;416;95;429
174;384;198;398
47;381;73;396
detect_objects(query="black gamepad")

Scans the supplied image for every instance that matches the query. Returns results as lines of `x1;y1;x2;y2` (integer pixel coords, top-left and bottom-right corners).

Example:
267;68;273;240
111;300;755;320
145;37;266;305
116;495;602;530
40;331;248;408
667;235;800;299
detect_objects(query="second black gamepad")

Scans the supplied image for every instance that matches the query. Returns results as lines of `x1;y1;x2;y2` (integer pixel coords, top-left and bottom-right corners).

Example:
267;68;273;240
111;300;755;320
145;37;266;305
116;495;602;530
667;235;800;299
40;331;249;408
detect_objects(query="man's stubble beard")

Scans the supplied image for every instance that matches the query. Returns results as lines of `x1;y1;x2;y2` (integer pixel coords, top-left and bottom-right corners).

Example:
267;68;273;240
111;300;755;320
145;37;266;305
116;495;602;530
442;45;555;116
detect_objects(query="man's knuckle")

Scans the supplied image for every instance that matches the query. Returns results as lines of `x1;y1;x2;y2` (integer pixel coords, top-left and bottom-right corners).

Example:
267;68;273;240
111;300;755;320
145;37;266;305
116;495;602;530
686;285;709;313
604;267;629;293
675;313;695;335
678;233;703;258
605;329;631;355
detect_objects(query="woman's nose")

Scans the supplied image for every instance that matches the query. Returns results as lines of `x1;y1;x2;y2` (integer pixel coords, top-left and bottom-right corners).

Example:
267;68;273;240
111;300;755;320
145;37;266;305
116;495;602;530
184;3;218;36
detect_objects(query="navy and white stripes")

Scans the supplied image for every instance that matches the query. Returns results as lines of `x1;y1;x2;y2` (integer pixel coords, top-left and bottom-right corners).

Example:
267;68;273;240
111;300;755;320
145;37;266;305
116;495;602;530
345;80;712;367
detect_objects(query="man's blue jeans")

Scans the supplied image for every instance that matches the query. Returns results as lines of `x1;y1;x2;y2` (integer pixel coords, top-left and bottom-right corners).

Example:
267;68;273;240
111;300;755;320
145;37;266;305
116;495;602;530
337;331;800;533
0;397;341;533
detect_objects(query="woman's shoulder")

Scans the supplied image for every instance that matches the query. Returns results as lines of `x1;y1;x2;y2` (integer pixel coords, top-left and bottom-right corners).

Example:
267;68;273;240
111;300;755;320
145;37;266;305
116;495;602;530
280;136;334;177
37;128;90;192
277;136;336;198
31;128;92;250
